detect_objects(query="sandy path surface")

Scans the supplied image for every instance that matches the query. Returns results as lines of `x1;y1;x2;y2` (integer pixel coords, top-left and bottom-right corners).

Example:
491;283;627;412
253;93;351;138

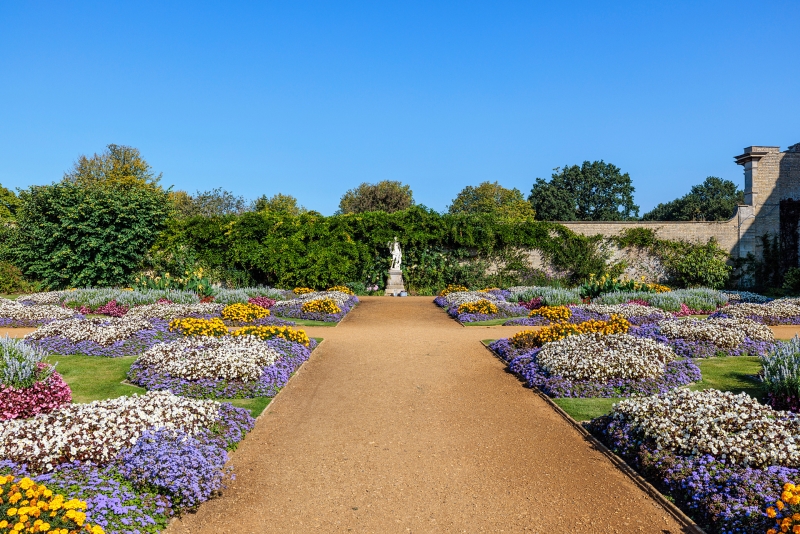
168;297;688;533
0;327;37;338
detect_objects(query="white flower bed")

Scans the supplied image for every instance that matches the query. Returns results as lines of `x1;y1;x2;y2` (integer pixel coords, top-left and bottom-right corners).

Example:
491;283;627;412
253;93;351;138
721;291;772;304
658;317;774;347
24;317;154;346
536;333;676;381
723;301;800;320
0;304;78;322
610;388;800;467
580;303;668;319
0;391;221;471
16;291;66;305
438;291;506;308
272;290;353;309
136;337;281;381
125;302;224;320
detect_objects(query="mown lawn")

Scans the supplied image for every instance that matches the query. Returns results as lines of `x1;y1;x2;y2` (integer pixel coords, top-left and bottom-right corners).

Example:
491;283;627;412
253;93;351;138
47;337;323;418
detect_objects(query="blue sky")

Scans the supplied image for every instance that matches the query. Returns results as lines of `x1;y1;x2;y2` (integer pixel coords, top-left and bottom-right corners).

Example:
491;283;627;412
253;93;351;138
1;1;798;215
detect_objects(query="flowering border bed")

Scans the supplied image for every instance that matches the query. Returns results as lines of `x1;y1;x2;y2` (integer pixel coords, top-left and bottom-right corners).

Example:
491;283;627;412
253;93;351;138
433;291;529;323
272;295;359;322
632;320;776;359
25;319;182;358
487;337;700;398
128;338;317;399
0;371;72;420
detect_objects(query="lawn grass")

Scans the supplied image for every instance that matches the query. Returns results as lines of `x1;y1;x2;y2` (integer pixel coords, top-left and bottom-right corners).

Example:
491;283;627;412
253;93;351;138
481;339;764;422
46;338;324;418
273;317;338;327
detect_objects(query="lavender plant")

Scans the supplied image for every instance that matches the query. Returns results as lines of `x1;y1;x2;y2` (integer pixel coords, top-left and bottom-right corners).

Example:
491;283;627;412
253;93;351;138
0;336;53;388
761;336;800;411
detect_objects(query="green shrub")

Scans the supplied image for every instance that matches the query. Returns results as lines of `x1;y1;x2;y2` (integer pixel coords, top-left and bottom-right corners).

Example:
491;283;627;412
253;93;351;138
0;261;40;294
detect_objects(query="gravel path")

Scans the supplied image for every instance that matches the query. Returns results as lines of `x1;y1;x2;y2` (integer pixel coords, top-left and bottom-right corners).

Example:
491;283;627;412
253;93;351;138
168;296;687;533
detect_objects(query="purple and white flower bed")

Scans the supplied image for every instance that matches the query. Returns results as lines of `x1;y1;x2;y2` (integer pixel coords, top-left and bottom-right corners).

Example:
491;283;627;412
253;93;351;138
488;333;700;398
504;303;668;327
271;291;359;322
587;389;800;533
0;300;80;327
632;317;776;358
24;317;181;358
433;290;529;322
0;391;255;531
128;336;316;399
711;299;800;325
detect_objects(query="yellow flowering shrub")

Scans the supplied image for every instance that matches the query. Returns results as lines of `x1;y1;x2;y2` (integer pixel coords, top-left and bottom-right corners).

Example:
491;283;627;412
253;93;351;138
232;326;311;347
327;286;354;295
169;317;228;337
646;283;671;293
0;474;104;534
457;300;499;315
221;303;270;323
301;299;341;315
293;287;314;295
439;285;468;296
528;306;571;323
766;482;800;534
510;314;630;348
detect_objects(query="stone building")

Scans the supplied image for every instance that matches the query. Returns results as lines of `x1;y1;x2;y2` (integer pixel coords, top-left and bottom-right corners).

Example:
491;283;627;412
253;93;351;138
557;142;800;266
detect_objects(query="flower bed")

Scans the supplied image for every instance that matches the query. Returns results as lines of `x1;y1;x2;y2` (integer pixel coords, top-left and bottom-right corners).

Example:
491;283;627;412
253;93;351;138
488;334;699;398
587;389;800;532
0;301;79;327
633;317;776;358
128;337;315;399
594;288;728;313
504;303;667;327
24;318;181;358
761;337;800;412
509;315;630;349
0;338;71;420
271;291;358;322
713;299;800;325
0;393;254;532
125;302;224;321
433;290;528;322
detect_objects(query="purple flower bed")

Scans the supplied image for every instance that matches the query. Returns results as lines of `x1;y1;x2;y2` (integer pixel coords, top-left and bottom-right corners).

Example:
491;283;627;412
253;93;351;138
26;319;181;358
631;323;776;358
128;338;317;399
0;401;255;534
487;339;699;398
273;296;359;322
586;416;795;533
710;310;800;325
503;307;609;326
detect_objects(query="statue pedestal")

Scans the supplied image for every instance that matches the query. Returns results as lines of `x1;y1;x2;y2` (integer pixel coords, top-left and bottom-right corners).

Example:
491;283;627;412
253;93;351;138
384;268;406;296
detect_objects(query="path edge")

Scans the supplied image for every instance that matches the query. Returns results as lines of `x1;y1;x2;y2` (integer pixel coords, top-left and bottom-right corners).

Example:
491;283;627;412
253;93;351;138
482;342;706;534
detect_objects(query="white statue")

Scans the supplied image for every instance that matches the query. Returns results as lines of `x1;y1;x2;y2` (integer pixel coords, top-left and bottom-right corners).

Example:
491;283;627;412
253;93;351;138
388;237;402;270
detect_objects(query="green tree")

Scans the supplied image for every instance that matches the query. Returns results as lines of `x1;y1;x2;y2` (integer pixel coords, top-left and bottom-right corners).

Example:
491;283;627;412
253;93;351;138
529;161;639;221
254;193;306;215
448;181;535;220
0;184;19;221
14;146;171;287
171;188;248;218
642;177;743;221
64;144;162;189
337;180;414;214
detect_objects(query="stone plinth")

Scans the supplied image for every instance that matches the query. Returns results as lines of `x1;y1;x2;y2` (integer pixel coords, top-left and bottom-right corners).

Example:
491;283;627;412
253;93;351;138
384;268;406;296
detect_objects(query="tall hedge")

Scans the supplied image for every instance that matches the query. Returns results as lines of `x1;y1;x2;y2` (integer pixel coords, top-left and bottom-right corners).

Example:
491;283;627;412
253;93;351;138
14;182;170;288
149;206;607;289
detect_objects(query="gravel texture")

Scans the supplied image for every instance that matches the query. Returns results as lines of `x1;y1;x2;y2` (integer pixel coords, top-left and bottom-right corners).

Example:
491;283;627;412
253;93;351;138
169;298;689;531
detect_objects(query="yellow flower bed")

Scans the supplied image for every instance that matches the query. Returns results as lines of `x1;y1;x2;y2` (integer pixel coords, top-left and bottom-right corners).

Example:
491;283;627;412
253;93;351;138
439;284;468;296
327;286;354;295
0;474;104;533
646;283;671;293
169;317;228;337
457;299;499;315
301;299;341;314
232;325;310;347
293;287;314;295
528;306;571;323
221;303;270;323
478;287;500;293
511;314;630;349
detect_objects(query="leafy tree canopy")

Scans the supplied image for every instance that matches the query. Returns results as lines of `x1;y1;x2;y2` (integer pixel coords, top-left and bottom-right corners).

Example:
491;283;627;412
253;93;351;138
529;161;639;221
641;176;743;221
448;181;535;221
171;188;249;218
337;180;414;214
254;193;306;216
0;184;19;221
63;144;162;190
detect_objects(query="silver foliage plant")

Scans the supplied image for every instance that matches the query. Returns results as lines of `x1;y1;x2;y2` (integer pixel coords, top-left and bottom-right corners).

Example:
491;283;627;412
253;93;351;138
0;336;54;389
761;336;800;396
